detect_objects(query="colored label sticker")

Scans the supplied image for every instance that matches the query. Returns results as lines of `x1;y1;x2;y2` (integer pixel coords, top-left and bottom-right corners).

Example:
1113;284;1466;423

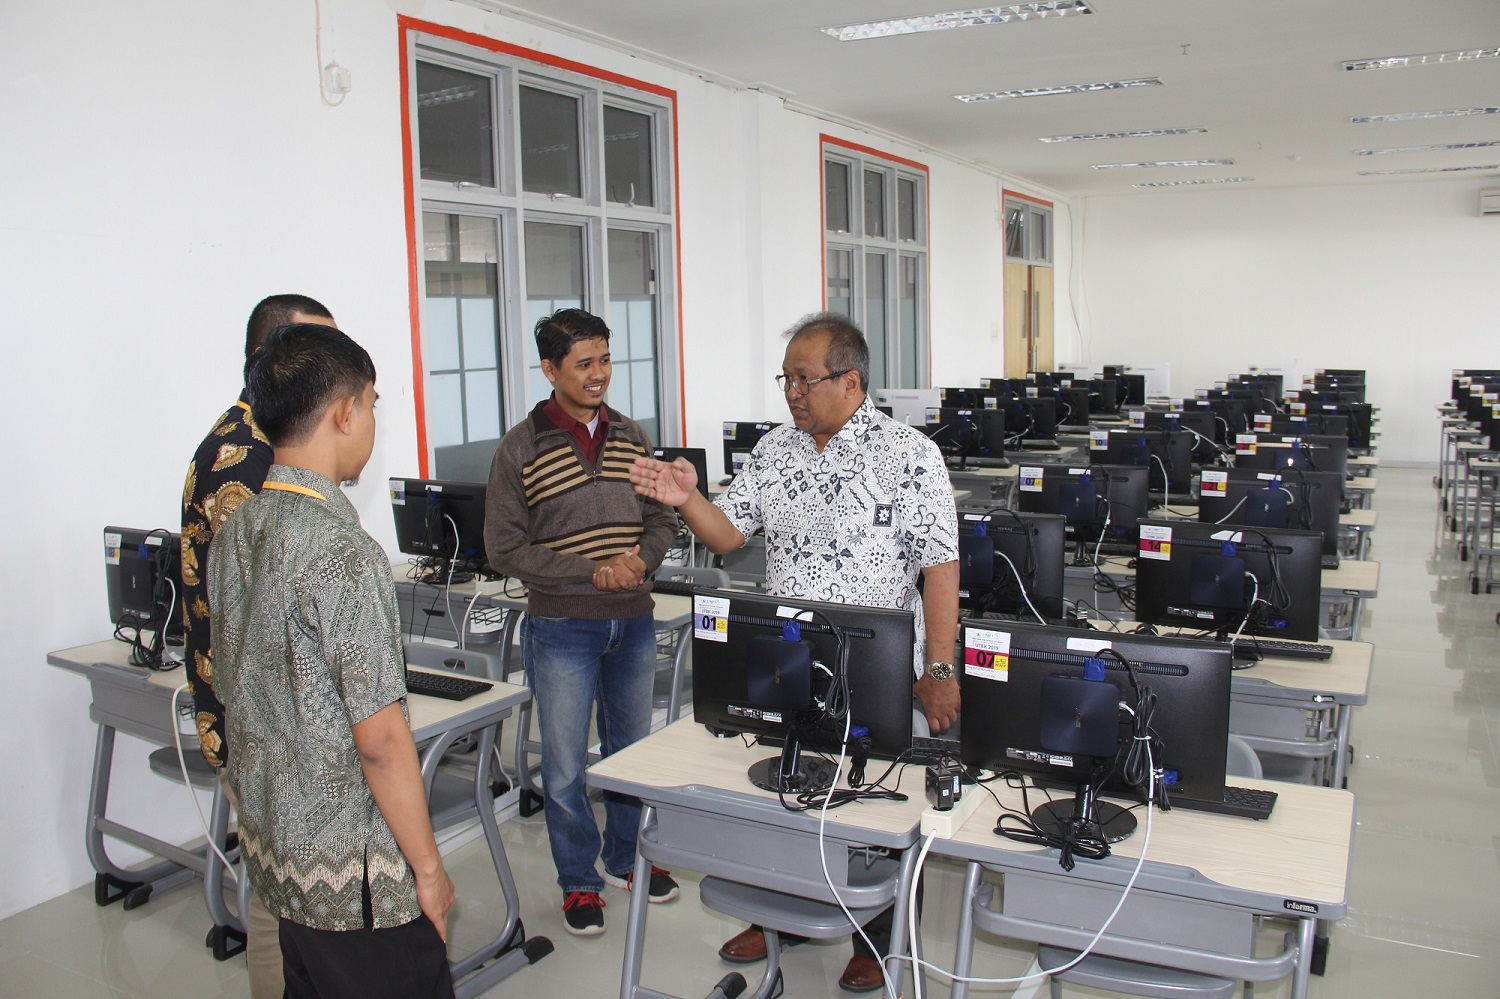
693;595;731;643
389;479;406;506
1090;430;1109;451
963;627;1012;680
1200;469;1228;494
1128;410;1145;428
1139;522;1173;561
1236;434;1258;454
1019;466;1045;492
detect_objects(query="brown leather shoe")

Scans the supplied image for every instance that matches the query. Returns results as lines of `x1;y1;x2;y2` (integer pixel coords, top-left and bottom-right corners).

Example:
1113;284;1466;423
838;955;884;993
718;926;768;964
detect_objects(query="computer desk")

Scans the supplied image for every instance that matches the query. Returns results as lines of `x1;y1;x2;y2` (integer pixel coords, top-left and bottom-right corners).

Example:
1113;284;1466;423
1340;506;1378;559
1062;555;1380;641
392;565;696;808
935;777;1355;999
48;640;549;997
1344;474;1376;510
587;718;931;999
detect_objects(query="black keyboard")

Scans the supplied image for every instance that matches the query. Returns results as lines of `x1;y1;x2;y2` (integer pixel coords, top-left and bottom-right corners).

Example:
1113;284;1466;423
948;455;1011;469
1017;440;1063;450
1171;784;1278;821
651;577;700;597
404;668;494;701
1234;639;1334;661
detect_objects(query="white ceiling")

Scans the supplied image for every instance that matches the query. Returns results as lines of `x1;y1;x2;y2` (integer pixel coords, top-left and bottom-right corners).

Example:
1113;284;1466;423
485;0;1500;197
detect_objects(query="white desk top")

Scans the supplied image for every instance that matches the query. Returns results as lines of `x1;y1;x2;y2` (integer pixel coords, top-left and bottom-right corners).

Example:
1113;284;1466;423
588;717;931;842
948;464;1020;481
935;776;1354;910
1345;475;1376;491
1340;508;1378;529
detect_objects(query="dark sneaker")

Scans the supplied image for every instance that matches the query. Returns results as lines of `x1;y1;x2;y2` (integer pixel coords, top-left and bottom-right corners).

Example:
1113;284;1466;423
561;890;605;935
604;865;680;903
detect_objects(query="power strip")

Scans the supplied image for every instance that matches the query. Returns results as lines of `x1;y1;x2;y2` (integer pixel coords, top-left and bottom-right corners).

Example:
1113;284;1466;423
919;785;986;839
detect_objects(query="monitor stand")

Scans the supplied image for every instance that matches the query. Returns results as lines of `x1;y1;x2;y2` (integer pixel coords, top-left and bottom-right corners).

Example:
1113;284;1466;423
1031;778;1136;844
747;731;835;793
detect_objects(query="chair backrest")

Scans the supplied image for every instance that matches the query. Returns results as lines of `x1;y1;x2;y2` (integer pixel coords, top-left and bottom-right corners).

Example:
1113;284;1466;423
655;564;731;588
1225;733;1264;780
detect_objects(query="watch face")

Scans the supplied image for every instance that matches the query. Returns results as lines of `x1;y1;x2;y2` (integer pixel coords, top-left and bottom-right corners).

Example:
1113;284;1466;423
927;661;954;682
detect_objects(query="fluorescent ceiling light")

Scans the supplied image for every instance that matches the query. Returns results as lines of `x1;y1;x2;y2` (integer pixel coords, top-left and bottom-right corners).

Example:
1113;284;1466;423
956;78;1161;102
1351;107;1500;123
1356;140;1500;156
1343;48;1499;72
1093;159;1235;170
1041;127;1206;142
822;2;1092;41
1133;177;1254;188
1357;164;1499;176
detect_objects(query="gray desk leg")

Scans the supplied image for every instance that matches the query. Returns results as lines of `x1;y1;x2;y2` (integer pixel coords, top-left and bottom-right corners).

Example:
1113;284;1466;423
1332;706;1352;789
501;611;545;809
947;861;985;999
86;723;194;906
882;847;920;999
666;622;692;723
1349;596;1365;642
1290;915;1316;999
201;783;246;959
619;805;657;999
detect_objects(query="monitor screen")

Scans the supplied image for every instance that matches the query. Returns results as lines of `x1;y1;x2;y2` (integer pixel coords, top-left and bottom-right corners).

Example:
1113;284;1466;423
104;526;184;636
653;447;710;500
721;421;779;480
1091;427;1194;494
957;510;1066;621
1198;468;1343;560
690;588;917;771
1133;518;1325;642
389;478;489;582
1016;464;1151;554
959;621;1232;806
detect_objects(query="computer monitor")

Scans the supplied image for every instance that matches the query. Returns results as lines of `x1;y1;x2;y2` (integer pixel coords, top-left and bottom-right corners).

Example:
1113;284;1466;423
1008;397;1057;443
690;588;917;791
1093;427;1194;494
959;620;1233;836
105;526;184;636
1134;518;1325;643
1016;464;1151;559
721;421;780;479
871;387;941;427
938;386;995;409
1087;377;1118;416
1262;413;1350;445
1143;410;1221;464
389;478;490;583
931;407;1007;465
1055;385;1091;427
1234;432;1348;483
957;510;1066;621
653;447;710;500
1198;468;1344;562
1183;396;1250;440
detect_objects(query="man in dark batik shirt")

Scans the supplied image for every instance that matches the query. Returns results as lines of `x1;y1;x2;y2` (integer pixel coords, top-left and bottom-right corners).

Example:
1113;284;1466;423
179;294;334;999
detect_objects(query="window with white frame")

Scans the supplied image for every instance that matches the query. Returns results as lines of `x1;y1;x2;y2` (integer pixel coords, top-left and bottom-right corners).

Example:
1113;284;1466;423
822;140;928;391
1004;196;1052;265
406;32;678;481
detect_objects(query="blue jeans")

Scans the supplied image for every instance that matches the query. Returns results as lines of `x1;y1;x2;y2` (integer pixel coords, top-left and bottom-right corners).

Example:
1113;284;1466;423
522;612;657;894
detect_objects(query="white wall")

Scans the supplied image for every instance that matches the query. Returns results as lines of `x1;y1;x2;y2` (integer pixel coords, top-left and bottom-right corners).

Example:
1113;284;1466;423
0;0;1025;917
1074;181;1500;462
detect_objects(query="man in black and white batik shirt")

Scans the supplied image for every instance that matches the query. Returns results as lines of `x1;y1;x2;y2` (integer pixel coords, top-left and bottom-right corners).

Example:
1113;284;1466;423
631;311;959;993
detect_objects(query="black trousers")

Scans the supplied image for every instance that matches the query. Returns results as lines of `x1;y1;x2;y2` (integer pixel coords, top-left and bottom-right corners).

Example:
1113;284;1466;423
278;883;454;999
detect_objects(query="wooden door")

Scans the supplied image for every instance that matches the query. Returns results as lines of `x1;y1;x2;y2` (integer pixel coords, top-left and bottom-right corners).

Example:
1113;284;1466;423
1004;263;1054;376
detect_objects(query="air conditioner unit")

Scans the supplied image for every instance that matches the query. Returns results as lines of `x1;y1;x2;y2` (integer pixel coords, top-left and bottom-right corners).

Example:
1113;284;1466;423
1481;189;1500;215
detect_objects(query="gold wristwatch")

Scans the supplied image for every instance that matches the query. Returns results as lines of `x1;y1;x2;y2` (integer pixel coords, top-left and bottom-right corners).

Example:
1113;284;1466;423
925;660;955;682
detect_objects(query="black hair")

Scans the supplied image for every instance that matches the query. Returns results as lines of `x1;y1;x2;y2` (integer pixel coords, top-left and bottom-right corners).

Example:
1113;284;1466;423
783;312;871;392
244;294;334;364
534;308;611;367
246;323;376;448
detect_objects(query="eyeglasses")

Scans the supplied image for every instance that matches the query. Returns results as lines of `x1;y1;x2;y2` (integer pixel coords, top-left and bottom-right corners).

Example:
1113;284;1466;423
774;370;850;396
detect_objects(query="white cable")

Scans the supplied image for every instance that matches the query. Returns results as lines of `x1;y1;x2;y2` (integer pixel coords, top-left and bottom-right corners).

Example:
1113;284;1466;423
171;683;238;883
1229;573;1261;647
312;0;347;107
900;744;1156;989
1091;493;1111;568
444;513;461;647
996;550;1046;624
460;589;484;652
1213;494;1249;524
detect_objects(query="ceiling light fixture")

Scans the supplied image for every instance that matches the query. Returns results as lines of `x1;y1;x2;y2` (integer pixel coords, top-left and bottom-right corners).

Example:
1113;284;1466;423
1093;159;1235;170
1133;177;1254;188
822;2;1093;41
1356;140;1500;156
956;77;1161;102
1342;47;1499;71
1357;164;1499;176
1041;126;1206;142
1350;107;1500;123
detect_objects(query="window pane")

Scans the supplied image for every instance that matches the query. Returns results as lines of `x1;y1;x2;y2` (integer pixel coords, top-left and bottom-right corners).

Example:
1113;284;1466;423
460;297;497;369
525;222;586;407
1031;208;1050;262
898;254;920;387
464;370;501;442
897;178;917;242
826;248;852;317
1005;204;1027;258
604;105;654;206
427;373;464;448
520;85;582;198
863;170;886;238
416;62;494;187
825;160;851;233
865;253;888;391
424;212;502;450
607;229;658;428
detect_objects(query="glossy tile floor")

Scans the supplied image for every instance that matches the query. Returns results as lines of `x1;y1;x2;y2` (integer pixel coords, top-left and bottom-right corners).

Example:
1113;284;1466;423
4;465;1497;998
